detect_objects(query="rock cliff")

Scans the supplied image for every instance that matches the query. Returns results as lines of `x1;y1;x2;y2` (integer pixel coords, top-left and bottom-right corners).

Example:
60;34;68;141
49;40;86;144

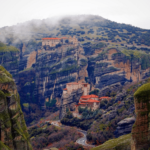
87;48;150;96
131;83;150;150
59;88;83;119
115;117;135;138
0;66;32;150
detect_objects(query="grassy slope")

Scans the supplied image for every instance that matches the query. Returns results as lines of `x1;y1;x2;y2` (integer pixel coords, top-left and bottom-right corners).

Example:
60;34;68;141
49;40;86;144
134;82;150;98
91;134;131;150
0;42;19;52
0;141;12;150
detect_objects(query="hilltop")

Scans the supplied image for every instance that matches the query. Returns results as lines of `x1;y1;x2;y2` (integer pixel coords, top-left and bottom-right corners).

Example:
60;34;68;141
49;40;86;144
0;15;150;49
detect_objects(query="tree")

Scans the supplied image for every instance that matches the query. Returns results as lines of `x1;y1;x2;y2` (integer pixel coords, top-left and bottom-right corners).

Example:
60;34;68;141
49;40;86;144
45;99;56;108
66;107;69;113
89;89;99;95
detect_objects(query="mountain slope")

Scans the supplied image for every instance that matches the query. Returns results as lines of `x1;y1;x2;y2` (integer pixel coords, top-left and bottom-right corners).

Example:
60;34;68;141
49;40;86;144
1;15;150;47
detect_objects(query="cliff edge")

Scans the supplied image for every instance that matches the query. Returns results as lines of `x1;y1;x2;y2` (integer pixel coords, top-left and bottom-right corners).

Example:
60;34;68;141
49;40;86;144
0;66;32;150
131;83;150;150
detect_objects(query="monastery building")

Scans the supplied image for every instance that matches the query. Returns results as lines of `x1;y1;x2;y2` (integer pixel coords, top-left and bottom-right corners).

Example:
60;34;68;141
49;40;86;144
78;94;100;110
63;82;90;96
63;82;112;111
42;36;78;47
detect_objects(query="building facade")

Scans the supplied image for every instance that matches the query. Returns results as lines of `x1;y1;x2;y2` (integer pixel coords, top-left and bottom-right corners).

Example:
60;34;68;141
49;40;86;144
42;38;61;47
63;82;90;95
42;36;79;48
77;94;100;110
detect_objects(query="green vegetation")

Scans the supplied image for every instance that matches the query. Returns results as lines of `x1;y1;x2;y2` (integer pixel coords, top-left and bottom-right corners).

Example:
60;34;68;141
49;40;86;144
121;49;145;58
80;58;87;66
112;49;150;70
0;72;13;83
24;82;31;86
0;42;19;52
83;42;106;55
91;42;106;49
19;67;33;73
23;103;29;108
0;90;6;99
0;141;11;150
66;48;74;55
140;55;150;70
61;109;102;130
86;79;148;144
56;76;75;85
134;83;150;102
89;89;99;95
29;124;82;150
91;134;131;150
45;99;57;108
0;65;12;78
50;64;78;76
89;52;107;61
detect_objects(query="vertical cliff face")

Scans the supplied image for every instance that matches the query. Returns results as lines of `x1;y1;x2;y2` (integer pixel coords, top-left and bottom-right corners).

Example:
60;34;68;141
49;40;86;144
131;83;150;150
0;66;32;150
0;42;19;79
59;88;83;119
87;48;150;97
31;43;86;106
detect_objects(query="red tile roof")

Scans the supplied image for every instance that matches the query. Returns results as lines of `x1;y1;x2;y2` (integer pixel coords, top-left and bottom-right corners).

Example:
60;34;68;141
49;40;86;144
90;94;99;97
81;94;98;99
78;103;87;105
87;99;100;103
80;99;100;103
42;38;60;40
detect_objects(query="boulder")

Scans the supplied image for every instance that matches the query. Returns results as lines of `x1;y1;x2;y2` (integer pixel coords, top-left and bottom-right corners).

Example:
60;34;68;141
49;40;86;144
114;116;135;138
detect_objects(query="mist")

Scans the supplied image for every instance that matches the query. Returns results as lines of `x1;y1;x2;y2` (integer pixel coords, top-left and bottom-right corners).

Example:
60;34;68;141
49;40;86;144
0;15;106;44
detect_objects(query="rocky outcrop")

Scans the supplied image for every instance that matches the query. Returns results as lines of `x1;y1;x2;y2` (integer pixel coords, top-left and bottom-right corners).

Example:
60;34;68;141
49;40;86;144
131;83;150;150
26;51;37;68
88;48;150;96
0;66;32;150
59;88;83;119
115;117;135;138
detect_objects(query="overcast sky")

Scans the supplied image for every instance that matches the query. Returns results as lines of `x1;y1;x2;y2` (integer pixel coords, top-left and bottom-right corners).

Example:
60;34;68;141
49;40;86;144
0;0;150;29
